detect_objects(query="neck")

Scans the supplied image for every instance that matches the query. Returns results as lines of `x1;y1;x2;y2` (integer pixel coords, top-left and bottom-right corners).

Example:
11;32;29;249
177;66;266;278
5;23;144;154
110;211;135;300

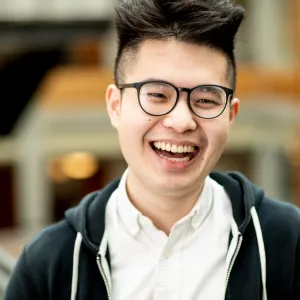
126;171;205;235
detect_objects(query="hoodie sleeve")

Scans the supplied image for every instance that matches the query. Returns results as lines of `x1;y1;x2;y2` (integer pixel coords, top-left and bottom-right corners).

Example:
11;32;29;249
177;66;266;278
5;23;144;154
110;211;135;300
4;250;41;300
294;233;300;299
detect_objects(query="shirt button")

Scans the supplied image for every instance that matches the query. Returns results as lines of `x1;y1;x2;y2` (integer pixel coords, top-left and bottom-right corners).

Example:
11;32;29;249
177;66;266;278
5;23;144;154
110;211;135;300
163;249;172;259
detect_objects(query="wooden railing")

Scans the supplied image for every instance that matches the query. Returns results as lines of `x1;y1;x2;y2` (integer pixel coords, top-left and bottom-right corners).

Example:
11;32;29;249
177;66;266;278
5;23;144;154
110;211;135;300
35;65;300;110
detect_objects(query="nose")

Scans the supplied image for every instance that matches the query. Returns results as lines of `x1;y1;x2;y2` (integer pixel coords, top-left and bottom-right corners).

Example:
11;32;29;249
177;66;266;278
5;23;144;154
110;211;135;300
162;94;197;133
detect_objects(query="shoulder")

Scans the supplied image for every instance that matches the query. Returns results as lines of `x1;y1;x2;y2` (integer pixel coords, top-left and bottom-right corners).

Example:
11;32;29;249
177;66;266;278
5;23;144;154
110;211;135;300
23;220;76;272
258;197;300;240
7;220;76;298
259;197;300;223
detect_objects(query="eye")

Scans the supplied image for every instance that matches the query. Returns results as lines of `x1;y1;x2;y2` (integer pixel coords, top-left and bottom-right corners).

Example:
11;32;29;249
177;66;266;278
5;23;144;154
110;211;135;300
191;86;225;105
194;99;219;105
147;93;167;98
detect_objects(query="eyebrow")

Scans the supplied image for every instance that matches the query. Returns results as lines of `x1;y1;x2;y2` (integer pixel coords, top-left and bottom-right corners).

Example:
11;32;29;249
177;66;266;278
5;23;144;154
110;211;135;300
142;77;223;89
143;77;172;84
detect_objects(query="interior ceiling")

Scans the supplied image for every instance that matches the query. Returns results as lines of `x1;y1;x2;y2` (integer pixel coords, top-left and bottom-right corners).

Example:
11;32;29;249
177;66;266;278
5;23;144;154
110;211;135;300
0;20;110;136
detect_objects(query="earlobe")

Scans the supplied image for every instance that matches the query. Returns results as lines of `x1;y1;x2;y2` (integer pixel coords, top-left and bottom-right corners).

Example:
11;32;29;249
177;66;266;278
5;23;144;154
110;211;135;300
106;84;121;128
229;97;240;123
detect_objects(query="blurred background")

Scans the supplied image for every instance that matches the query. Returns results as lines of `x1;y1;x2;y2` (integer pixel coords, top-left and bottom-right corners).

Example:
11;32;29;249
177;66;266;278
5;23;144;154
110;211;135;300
0;0;300;296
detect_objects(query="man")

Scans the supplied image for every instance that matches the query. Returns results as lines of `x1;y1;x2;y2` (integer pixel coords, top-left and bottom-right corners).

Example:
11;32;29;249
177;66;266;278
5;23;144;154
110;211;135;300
5;0;300;299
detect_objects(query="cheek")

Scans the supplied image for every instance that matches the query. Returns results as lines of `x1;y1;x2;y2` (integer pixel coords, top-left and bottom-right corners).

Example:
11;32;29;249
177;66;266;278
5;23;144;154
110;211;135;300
203;119;230;150
118;103;156;145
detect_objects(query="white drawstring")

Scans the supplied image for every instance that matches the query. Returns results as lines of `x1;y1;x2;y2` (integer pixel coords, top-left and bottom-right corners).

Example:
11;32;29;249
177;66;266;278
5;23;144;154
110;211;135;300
71;232;83;300
250;207;268;300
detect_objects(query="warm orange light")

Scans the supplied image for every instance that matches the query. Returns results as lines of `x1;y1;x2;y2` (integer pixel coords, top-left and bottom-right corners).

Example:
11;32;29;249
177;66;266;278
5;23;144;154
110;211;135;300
61;152;99;180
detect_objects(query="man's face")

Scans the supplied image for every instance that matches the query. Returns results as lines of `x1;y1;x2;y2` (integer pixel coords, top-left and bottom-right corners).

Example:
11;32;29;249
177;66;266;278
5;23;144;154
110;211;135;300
107;39;239;197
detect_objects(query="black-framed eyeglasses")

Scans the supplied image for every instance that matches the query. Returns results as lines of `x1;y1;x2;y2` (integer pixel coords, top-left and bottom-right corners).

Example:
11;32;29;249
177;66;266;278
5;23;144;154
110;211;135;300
118;80;233;119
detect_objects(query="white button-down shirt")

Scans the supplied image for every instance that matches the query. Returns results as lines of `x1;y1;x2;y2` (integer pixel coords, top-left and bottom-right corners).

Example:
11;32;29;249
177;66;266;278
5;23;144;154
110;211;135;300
106;170;232;300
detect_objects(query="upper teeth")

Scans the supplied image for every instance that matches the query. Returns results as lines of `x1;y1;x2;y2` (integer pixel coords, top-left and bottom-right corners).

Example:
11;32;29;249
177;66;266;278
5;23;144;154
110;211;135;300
153;142;195;153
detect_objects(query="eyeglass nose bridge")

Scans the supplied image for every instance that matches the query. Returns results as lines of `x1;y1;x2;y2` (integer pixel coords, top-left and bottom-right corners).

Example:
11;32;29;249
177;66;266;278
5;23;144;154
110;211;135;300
175;87;194;106
170;87;196;118
177;87;192;95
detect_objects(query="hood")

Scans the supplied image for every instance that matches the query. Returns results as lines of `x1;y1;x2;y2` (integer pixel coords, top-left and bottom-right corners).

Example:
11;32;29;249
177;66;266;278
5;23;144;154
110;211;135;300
65;178;120;255
211;171;265;233
65;171;265;254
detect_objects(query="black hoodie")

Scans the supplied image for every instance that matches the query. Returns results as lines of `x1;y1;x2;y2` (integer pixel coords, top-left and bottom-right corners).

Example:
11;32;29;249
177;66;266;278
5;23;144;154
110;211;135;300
4;172;300;300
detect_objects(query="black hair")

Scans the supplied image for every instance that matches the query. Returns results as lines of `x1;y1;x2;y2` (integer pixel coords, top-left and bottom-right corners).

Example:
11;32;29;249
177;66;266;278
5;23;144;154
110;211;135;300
114;0;245;91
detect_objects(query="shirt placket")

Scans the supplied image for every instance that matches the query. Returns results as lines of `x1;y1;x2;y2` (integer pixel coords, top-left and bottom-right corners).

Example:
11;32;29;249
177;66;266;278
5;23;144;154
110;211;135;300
154;225;182;300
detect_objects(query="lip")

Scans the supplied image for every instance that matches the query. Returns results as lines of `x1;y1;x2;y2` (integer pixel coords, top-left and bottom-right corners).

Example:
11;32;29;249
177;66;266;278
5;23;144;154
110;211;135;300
149;141;201;169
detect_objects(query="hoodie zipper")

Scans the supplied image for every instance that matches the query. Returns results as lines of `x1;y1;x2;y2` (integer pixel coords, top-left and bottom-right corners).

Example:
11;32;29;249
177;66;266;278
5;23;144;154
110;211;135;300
96;253;112;300
223;234;243;299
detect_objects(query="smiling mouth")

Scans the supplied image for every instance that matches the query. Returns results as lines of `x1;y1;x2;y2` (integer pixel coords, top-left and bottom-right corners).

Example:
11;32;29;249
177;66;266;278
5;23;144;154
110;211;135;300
150;141;200;162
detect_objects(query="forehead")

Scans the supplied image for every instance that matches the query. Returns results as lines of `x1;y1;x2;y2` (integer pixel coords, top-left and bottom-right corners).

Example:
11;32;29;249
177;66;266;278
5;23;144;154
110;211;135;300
125;39;229;87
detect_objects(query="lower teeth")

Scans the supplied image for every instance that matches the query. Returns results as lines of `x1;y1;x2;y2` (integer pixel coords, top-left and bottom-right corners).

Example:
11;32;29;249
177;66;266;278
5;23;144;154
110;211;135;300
159;154;190;162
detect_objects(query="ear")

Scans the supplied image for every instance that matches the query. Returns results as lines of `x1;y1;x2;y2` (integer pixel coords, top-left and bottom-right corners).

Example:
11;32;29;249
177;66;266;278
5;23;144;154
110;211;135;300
106;84;122;129
229;97;240;124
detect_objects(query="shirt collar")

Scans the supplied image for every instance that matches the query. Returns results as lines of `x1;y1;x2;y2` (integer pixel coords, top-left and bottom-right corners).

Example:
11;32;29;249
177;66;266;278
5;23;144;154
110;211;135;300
173;176;213;230
117;169;141;236
189;176;214;230
116;169;214;236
